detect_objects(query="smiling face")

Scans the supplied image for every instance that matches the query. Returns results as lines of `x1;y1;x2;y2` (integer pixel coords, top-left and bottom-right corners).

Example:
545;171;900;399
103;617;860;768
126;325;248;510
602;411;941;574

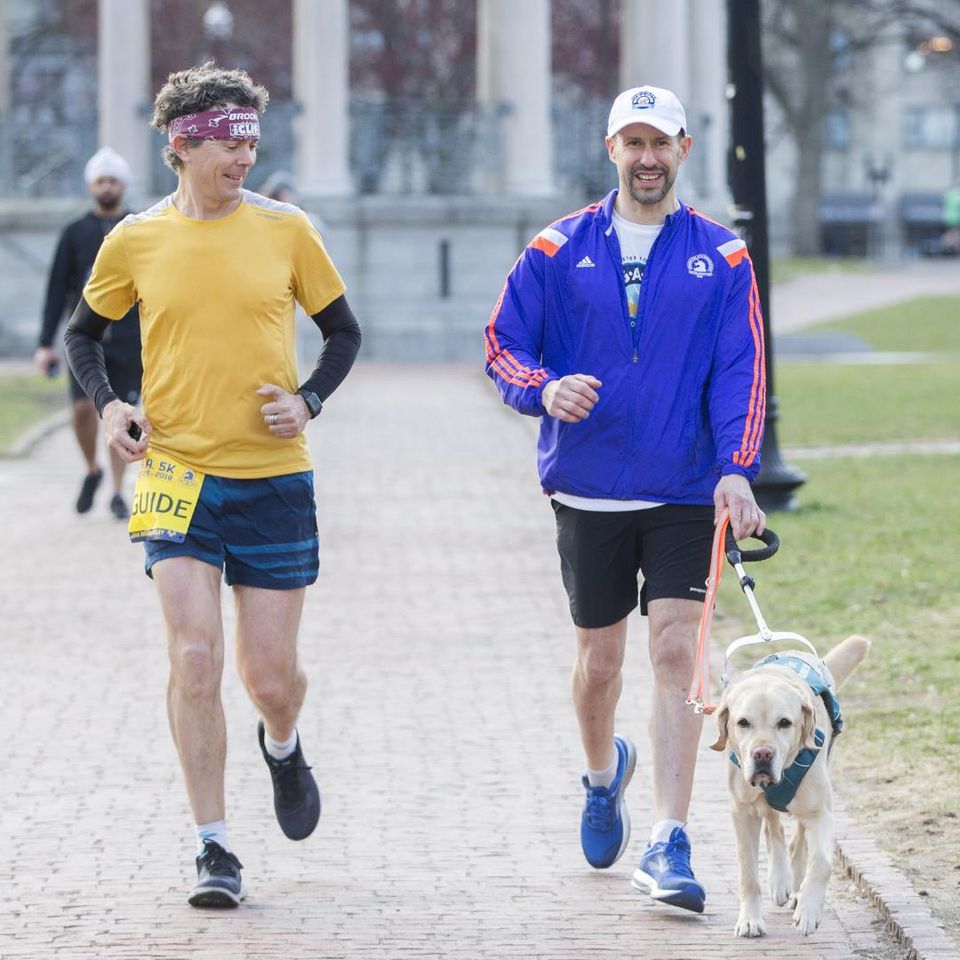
172;103;258;212
711;672;817;788
178;136;257;205
606;122;691;220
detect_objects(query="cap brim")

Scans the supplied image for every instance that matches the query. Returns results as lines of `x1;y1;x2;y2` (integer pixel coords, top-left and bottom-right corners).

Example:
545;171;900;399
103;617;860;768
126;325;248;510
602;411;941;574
608;116;683;138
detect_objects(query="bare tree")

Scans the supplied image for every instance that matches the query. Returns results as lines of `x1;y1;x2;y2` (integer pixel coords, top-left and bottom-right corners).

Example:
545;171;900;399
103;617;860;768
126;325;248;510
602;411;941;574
763;0;960;254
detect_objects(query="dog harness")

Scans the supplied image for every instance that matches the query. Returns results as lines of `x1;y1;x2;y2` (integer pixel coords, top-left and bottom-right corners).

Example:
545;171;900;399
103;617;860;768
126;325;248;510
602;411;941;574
729;655;843;812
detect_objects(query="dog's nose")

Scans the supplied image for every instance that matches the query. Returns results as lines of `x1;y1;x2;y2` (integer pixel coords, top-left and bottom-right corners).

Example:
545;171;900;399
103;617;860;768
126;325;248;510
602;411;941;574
753;746;774;766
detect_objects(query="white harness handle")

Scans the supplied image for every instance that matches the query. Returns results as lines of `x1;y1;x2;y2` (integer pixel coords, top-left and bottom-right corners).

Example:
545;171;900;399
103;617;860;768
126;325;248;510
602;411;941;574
720;556;822;687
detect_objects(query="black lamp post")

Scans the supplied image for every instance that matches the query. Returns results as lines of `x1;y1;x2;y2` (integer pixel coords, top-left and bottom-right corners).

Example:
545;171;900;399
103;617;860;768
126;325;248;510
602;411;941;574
726;0;806;512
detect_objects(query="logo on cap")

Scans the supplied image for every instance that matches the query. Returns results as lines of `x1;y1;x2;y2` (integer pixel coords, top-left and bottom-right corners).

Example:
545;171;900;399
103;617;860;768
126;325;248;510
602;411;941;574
632;90;657;110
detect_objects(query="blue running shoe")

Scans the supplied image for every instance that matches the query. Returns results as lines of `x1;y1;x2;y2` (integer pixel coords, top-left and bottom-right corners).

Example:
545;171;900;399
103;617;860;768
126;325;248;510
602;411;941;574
632;825;706;913
580;735;636;868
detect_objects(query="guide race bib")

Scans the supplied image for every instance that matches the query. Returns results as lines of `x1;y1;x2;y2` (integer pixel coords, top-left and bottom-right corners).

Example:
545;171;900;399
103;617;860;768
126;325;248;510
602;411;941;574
128;451;205;543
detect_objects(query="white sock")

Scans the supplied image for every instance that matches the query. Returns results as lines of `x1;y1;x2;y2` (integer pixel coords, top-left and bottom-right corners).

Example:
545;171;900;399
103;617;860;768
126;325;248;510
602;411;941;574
649;819;685;844
585;749;618;789
264;727;298;760
196;819;231;855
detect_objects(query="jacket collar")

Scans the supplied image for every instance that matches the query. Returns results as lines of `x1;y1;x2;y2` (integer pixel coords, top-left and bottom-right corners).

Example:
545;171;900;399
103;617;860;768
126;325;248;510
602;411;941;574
597;189;688;235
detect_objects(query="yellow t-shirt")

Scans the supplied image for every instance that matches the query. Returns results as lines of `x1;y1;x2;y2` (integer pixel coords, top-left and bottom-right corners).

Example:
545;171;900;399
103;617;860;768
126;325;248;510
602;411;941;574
83;192;345;478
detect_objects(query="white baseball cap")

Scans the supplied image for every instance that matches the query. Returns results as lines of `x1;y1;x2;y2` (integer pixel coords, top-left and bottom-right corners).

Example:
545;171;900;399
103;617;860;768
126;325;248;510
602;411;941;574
607;85;687;138
84;147;132;185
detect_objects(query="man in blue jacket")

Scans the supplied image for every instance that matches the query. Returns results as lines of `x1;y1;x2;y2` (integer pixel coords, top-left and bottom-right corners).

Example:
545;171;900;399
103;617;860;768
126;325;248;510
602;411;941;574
485;85;766;914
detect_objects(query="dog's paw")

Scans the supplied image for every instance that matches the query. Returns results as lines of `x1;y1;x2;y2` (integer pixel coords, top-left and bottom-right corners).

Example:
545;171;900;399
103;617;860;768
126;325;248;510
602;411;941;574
769;873;792;906
793;903;821;936
734;913;766;938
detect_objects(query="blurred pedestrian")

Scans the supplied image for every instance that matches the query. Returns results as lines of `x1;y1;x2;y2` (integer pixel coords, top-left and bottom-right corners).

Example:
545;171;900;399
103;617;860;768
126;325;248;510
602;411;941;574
485;85;766;916
941;182;960;255
35;147;142;518
64;62;361;908
260;169;298;204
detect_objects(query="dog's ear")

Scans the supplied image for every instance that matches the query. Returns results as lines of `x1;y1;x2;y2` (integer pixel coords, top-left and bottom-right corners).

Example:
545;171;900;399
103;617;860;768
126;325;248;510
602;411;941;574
709;703;729;752
801;698;818;750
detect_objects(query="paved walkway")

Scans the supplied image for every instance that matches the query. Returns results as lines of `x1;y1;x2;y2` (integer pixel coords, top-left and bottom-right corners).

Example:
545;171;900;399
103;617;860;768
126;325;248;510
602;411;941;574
770;260;960;333
0;364;920;960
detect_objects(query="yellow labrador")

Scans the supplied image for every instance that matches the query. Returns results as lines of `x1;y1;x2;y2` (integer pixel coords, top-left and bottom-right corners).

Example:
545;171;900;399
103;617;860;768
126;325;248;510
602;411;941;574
710;634;870;937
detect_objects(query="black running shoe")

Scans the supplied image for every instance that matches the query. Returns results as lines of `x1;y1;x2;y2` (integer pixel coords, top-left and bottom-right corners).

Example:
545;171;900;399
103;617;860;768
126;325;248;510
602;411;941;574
109;492;129;520
188;839;245;908
76;469;103;514
258;720;321;840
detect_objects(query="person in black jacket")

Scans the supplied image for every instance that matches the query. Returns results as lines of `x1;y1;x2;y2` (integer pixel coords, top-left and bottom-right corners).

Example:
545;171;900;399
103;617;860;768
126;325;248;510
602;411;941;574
35;147;142;518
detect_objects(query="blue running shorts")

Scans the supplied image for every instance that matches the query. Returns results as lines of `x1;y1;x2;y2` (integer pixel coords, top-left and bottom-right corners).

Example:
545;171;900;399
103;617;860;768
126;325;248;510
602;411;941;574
143;471;319;590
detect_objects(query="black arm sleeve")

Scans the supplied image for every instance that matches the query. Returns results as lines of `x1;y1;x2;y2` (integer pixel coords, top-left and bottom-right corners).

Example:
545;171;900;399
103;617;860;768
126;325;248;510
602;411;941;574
39;228;76;347
63;298;120;415
298;295;362;403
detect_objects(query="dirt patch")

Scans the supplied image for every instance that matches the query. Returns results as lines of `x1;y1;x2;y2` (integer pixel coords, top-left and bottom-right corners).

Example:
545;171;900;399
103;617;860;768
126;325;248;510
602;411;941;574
834;753;960;950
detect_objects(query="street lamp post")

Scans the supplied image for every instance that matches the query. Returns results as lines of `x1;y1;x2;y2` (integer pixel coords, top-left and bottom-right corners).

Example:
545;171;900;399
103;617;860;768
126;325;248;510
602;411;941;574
726;0;806;512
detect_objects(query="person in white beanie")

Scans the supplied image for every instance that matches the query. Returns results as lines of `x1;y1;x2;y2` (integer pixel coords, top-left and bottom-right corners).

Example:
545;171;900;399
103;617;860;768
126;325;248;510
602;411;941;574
35;147;142;518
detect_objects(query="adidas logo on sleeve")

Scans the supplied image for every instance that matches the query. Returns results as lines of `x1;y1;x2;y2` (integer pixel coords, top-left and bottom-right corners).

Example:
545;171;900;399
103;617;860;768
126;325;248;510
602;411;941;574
576;256;596;268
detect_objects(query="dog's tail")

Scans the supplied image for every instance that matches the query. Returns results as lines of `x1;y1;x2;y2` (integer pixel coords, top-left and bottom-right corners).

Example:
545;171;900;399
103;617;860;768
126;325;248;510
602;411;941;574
824;634;871;689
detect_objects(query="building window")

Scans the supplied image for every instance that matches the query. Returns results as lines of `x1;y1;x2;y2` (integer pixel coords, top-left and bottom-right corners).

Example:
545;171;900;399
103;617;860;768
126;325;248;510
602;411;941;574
903;106;959;149
824;107;851;150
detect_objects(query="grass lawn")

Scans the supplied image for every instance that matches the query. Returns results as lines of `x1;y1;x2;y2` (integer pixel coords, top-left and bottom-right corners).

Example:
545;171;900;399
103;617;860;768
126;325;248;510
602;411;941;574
775;296;960;446
771;256;874;285
713;454;960;941
721;294;960;940
0;372;67;453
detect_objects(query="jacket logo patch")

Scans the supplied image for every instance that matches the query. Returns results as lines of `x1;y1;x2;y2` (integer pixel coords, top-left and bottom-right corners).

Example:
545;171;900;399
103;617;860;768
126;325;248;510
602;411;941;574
576;256;596;268
687;254;714;279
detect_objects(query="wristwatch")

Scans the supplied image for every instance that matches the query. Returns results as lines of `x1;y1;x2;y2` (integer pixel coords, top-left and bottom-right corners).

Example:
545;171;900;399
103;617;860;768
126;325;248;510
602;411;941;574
297;389;323;419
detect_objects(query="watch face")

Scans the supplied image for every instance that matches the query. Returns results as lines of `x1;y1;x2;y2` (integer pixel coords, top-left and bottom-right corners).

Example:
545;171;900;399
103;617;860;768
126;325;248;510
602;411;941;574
302;391;322;417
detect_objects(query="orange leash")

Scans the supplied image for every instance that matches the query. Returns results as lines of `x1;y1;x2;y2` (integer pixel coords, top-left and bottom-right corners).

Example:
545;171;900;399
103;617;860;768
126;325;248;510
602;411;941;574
686;508;730;715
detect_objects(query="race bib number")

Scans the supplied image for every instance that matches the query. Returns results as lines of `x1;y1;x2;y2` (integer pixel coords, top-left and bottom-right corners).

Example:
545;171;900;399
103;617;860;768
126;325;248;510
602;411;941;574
128;451;205;543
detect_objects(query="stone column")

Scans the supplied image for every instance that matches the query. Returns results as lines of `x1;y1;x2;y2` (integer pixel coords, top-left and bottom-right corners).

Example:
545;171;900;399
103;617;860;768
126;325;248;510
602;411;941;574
293;0;352;196
0;0;8;115
619;0;689;101
688;0;728;207
477;0;553;196
98;0;151;194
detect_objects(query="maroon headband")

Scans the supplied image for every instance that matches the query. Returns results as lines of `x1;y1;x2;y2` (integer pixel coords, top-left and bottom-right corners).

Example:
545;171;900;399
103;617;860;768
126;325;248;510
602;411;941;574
168;107;261;143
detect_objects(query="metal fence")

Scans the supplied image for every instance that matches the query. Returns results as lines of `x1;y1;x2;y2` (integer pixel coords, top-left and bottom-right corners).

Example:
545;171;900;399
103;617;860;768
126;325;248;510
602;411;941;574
1;80;614;200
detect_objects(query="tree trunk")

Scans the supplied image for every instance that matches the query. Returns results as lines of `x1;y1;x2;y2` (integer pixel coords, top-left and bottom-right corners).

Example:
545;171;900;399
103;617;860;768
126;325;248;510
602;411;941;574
790;0;834;255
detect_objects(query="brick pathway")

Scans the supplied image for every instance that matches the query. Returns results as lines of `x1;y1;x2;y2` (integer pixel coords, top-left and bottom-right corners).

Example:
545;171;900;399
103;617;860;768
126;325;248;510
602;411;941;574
0;364;910;959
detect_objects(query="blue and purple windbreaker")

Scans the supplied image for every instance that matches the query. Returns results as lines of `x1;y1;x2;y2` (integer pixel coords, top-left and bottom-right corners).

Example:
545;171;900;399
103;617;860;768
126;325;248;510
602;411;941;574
484;190;766;505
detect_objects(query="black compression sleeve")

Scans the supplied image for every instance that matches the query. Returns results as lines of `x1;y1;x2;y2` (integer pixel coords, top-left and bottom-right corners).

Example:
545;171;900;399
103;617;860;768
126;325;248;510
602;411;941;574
299;295;362;403
63;299;120;415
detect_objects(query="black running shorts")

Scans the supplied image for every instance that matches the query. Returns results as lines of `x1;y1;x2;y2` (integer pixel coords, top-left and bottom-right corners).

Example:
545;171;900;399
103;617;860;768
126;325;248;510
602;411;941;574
552;501;715;629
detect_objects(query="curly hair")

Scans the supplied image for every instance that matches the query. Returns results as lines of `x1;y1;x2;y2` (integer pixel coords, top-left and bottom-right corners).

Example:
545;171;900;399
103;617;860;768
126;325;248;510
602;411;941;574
152;61;269;171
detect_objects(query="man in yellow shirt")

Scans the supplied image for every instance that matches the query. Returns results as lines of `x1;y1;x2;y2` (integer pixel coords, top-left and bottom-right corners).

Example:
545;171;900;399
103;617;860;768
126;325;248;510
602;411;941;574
65;63;361;908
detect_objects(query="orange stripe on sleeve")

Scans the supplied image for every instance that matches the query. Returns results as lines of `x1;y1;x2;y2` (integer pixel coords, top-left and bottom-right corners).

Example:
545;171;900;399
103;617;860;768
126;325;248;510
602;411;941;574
734;265;766;468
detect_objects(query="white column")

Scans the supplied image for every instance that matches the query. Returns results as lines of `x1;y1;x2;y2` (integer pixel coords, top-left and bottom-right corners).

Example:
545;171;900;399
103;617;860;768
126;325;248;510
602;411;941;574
98;0;151;194
293;0;352;197
688;0;728;206
0;0;9;115
619;0;690;101
477;0;553;196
